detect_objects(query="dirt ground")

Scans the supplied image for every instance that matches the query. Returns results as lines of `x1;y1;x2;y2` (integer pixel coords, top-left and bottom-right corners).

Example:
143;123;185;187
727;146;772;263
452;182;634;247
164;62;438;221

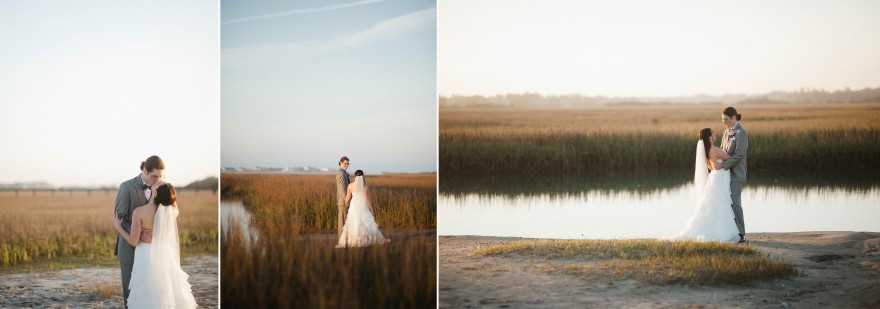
440;232;880;308
0;255;218;308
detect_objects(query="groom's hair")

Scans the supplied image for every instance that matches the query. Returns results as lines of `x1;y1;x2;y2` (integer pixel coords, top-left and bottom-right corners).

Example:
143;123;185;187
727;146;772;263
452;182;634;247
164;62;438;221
140;155;165;172
339;156;349;166
155;183;176;207
723;107;742;121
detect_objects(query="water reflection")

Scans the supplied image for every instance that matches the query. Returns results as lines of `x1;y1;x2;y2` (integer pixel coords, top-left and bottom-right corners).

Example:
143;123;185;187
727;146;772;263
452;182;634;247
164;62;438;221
440;185;880;239
442;171;880;197
221;200;258;246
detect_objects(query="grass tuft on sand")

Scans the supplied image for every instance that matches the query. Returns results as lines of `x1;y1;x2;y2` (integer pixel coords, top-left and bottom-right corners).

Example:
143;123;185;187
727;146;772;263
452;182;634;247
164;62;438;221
77;282;120;299
476;239;797;285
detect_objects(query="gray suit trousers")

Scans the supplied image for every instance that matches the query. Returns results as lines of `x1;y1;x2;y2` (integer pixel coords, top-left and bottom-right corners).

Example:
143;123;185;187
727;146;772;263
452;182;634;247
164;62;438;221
116;236;134;308
730;181;745;236
338;204;348;236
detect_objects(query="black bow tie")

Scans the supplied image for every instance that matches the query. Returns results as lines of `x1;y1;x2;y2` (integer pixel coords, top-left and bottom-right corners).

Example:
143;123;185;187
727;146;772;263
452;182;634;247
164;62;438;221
142;184;150;190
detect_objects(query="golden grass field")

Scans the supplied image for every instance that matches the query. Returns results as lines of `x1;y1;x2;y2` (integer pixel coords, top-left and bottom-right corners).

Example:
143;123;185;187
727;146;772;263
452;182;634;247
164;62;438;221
440;103;880;177
222;173;436;231
0;190;218;271
221;173;436;308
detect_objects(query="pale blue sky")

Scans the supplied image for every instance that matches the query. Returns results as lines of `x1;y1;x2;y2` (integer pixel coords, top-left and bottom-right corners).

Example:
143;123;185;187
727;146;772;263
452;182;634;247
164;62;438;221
0;1;219;187
440;0;880;97
221;0;437;173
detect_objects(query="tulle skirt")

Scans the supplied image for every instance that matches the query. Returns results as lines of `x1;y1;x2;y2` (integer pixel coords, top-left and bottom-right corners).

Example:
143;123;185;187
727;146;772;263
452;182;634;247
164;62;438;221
128;243;197;308
672;169;741;243
336;195;388;248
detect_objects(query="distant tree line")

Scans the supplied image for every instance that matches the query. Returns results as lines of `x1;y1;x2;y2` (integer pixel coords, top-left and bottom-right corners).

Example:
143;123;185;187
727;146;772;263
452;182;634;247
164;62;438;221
440;86;880;108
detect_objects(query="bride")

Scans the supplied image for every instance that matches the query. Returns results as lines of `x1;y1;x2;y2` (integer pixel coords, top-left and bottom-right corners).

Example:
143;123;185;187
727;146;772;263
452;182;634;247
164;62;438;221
336;170;388;248
672;128;741;243
113;183;197;308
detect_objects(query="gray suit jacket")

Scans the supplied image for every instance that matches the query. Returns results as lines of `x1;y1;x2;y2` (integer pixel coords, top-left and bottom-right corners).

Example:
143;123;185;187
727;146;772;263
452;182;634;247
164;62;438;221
721;123;748;183
336;168;350;206
114;175;148;264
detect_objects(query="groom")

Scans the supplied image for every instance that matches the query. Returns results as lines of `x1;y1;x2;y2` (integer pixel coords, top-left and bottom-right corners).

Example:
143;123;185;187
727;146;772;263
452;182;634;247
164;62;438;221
336;156;351;236
114;155;164;307
714;107;748;243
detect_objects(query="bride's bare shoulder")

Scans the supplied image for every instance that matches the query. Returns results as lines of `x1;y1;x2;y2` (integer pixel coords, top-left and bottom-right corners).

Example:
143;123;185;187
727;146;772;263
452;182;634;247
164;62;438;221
709;146;730;159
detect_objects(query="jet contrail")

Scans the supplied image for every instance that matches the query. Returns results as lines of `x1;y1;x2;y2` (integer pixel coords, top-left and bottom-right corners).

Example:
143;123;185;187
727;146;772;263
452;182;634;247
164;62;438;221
222;0;385;25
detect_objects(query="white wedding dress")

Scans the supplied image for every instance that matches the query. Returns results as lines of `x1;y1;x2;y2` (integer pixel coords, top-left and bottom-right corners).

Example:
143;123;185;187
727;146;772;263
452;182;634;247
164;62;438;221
128;205;198;308
672;141;741;243
336;176;388;248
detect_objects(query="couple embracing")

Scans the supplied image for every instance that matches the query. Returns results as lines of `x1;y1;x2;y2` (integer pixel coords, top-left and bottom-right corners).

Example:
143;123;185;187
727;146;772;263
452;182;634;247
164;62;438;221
673;107;748;244
334;156;389;248
112;155;197;308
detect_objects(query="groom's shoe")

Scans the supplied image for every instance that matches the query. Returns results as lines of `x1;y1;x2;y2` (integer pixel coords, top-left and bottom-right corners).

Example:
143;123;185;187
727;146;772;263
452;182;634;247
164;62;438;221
737;234;746;243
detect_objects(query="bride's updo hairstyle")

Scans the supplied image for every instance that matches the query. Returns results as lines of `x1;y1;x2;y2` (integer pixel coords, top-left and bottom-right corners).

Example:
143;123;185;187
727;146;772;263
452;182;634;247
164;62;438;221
354;170;365;184
699;128;713;159
155;183;176;207
723;107;742;121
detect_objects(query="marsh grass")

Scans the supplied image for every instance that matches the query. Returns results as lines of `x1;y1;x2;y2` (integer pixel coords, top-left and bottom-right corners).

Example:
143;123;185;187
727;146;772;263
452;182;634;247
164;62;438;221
0;190;217;271
476;239;796;285
221;173;437;308
221;219;436;308
440;103;880;177
221;173;436;232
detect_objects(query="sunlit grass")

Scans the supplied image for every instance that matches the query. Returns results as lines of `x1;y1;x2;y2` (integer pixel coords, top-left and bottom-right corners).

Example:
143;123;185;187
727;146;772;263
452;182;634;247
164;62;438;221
0;190;218;271
221;173;436;232
77;281;120;299
476;239;797;285
440;103;880;176
221;173;437;308
222;225;436;308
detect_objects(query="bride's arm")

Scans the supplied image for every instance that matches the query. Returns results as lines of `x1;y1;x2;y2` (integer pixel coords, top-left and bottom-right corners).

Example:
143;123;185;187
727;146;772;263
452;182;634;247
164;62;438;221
710;147;731;169
344;187;353;207
713;147;731;160
114;208;141;247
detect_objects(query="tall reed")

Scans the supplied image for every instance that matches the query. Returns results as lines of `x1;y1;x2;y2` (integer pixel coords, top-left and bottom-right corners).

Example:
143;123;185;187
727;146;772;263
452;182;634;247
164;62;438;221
0;190;217;269
220;173;437;308
222;225;436;308
221;173;436;231
440;103;880;178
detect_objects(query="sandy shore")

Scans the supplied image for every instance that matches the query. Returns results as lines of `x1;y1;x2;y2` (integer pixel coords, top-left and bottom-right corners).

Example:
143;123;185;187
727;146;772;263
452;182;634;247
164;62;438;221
440;232;880;308
0;255;218;308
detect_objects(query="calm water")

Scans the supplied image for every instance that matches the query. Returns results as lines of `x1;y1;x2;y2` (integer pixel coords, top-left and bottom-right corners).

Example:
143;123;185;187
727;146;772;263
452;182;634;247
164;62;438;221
440;184;880;239
220;200;257;245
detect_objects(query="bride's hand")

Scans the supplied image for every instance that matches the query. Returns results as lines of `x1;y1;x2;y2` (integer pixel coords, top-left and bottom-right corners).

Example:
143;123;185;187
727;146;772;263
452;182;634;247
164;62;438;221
113;212;123;227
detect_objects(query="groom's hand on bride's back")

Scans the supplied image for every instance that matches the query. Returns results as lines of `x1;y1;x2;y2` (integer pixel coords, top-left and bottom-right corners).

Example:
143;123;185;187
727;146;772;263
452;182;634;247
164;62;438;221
113;211;123;227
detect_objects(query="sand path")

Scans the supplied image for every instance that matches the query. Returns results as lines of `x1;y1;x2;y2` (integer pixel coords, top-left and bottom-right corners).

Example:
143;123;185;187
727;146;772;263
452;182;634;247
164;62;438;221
0;255;218;308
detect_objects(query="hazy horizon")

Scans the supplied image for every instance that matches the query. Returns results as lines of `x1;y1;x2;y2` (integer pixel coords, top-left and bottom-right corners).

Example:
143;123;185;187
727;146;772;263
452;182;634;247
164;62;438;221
440;0;880;97
439;84;880;99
